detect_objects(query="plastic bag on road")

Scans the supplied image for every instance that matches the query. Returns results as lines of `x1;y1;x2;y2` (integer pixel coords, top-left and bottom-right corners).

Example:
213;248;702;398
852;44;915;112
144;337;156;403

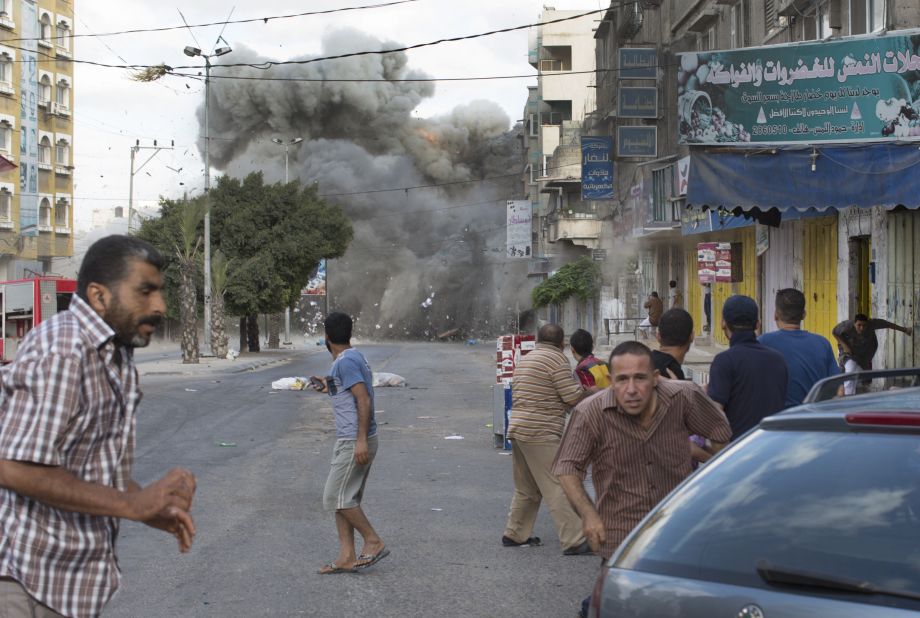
271;377;309;391
372;372;407;387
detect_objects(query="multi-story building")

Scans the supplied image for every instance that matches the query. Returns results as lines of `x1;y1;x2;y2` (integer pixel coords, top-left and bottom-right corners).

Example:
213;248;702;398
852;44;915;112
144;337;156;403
521;7;600;333
592;0;920;368
0;0;74;278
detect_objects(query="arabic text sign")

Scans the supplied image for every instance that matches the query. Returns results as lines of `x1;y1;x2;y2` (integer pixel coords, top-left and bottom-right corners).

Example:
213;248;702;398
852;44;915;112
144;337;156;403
678;29;920;144
581;136;614;200
19;0;38;237
617;126;657;157
506;200;532;259
618;87;659;118
619;48;657;80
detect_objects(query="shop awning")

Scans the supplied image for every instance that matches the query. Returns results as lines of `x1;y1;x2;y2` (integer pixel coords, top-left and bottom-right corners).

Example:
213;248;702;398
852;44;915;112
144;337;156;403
687;143;920;214
0;154;16;173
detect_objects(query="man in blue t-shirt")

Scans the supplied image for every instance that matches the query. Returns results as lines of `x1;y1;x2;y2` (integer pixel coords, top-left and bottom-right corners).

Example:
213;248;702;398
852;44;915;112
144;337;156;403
310;312;388;574
759;288;840;408
708;295;788;440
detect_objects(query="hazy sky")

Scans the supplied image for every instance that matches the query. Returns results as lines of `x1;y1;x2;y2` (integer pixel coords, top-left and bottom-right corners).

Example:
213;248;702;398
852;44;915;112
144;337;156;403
72;0;603;228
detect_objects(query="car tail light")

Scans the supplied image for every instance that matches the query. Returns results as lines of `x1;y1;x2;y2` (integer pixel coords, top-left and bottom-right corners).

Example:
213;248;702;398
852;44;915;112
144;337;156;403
589;568;605;618
845;412;920;427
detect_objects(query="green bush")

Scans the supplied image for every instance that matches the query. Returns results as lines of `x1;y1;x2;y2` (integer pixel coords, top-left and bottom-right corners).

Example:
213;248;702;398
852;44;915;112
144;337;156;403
531;257;600;308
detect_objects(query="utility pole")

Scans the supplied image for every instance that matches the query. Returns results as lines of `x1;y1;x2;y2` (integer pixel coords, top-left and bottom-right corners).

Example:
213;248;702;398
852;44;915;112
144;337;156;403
128;140;174;232
271;136;303;346
184;44;232;355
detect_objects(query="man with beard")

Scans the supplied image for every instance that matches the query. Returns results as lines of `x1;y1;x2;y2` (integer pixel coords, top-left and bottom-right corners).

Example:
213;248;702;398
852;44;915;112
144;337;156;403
0;236;196;618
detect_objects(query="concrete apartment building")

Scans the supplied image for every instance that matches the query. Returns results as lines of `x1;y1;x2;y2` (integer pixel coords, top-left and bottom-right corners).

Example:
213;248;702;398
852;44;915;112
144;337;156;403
589;0;920;368
0;0;74;278
521;7;599;333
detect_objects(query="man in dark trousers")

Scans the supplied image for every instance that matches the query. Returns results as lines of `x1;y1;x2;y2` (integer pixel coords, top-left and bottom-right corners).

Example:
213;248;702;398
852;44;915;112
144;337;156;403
832;313;913;370
0;236;196;618
707;295;788;440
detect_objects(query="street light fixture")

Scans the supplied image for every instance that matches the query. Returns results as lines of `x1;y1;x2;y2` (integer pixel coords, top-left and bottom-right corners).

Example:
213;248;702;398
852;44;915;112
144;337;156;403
183;43;232;355
271;136;304;345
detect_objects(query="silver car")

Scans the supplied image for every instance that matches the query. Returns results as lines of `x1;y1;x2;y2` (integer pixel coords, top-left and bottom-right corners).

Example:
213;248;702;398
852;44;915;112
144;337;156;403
590;371;920;617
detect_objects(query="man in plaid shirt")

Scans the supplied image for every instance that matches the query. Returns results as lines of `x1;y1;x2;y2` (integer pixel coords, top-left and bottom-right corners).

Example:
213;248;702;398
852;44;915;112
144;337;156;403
0;236;196;618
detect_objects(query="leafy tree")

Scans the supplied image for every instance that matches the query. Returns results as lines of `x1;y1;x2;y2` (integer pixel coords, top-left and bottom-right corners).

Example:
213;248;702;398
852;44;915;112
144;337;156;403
135;196;205;362
531;257;600;309
210;173;352;349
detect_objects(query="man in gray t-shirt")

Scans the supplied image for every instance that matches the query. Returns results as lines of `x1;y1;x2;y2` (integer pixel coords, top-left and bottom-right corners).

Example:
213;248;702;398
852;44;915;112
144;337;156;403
311;312;388;574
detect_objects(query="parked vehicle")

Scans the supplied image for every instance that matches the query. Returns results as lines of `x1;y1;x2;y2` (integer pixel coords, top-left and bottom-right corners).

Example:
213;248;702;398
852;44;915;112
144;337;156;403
590;370;920;617
0;277;76;362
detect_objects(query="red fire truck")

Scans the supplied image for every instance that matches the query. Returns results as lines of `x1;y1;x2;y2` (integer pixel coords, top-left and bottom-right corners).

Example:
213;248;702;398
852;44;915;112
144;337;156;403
0;277;77;363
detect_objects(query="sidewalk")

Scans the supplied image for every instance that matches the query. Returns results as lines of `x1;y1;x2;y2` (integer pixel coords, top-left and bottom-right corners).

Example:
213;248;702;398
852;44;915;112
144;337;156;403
596;331;726;386
134;341;321;377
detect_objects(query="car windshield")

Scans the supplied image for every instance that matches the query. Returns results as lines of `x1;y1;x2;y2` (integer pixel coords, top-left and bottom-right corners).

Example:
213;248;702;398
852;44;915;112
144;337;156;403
614;429;920;604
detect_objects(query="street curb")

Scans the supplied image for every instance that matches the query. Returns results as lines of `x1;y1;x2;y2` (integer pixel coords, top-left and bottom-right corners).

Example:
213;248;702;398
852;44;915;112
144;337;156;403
139;347;322;377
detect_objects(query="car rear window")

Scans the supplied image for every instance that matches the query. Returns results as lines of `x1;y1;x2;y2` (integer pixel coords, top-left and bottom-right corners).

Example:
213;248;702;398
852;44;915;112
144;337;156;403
614;429;920;606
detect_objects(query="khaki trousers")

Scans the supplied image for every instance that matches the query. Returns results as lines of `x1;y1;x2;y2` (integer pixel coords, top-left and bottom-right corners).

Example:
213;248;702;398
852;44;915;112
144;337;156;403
0;578;65;618
503;439;585;551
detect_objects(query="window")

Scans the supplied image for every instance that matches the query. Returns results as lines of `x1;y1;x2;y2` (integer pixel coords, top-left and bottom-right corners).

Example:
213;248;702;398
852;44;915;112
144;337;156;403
615;429;920;609
539;46;572;72
730;0;751;48
765;0;777;31
867;0;884;32
0;122;10;153
56;22;70;51
39;198;51;227
55;140;69;165
39;74;51;104
39;13;51;41
54;200;68;226
0;191;10;222
651;166;677;224
56;80;70;107
0;54;11;85
528;113;538;137
816;1;832;39
39;136;51;165
697;27;716;52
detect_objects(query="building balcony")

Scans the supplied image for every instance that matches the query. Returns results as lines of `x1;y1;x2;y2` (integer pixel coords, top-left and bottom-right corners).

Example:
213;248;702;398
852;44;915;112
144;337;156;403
547;217;603;250
55;46;72;59
0;219;13;229
0;14;13;31
55;165;71;176
38;161;52;171
37;39;53;50
38;223;53;233
54;225;70;235
0;82;13;96
51;102;70;117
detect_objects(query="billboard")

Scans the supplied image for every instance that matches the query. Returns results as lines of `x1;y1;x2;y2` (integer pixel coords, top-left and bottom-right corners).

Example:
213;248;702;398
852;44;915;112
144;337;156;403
580;136;614;200
619;48;657;80
678;28;920;144
302;259;326;296
18;0;38;236
506;200;531;258
617;126;657;157
618;87;659;118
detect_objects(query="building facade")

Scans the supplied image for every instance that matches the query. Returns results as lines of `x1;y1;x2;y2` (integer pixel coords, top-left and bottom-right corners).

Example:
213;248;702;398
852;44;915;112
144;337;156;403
522;8;601;334
589;0;920;369
0;0;74;278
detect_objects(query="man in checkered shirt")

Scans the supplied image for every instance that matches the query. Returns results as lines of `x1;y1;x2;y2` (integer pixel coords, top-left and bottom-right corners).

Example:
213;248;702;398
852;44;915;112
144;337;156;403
0;236;197;618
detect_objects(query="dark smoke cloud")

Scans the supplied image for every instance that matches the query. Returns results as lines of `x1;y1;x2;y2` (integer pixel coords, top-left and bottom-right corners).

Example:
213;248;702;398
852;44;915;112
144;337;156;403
200;30;528;338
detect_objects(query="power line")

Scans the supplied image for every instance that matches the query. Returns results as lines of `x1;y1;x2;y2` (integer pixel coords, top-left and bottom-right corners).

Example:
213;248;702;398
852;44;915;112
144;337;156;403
2;0;424;44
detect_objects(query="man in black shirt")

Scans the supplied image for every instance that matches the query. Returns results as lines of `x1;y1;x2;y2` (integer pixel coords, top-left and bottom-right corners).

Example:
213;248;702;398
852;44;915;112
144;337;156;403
833;313;913;370
652;309;694;380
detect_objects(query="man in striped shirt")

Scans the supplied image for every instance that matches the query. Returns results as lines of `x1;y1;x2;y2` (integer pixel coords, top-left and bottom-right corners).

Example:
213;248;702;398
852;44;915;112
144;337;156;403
0;236;196;618
502;324;594;555
554;341;731;560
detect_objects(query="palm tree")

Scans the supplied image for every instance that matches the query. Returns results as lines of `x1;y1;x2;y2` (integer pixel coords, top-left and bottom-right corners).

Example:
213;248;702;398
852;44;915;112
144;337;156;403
175;199;205;364
211;250;231;358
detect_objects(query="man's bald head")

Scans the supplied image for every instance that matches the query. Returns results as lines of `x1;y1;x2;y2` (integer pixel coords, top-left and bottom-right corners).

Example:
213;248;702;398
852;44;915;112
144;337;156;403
537;323;565;347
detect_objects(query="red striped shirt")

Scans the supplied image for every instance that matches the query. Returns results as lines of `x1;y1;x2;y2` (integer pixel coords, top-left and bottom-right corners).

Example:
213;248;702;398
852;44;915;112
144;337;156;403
553;379;731;558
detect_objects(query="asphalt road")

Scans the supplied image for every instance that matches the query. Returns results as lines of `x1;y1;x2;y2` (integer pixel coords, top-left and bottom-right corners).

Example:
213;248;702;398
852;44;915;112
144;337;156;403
106;342;599;617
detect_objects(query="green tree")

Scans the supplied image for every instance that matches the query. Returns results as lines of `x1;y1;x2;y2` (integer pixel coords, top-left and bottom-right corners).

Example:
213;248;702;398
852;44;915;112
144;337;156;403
135;196;205;363
531;257;600;309
209;173;352;350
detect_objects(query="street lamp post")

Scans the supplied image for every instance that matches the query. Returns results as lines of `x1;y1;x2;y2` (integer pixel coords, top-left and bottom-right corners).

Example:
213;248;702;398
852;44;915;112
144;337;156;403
271;137;303;346
184;44;232;355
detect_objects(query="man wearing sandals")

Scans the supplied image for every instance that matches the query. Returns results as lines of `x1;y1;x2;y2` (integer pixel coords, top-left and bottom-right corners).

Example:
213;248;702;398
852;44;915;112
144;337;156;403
311;312;389;574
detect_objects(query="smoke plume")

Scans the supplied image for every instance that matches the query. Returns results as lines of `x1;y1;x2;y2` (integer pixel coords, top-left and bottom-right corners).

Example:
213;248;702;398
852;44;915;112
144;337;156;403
200;30;528;338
